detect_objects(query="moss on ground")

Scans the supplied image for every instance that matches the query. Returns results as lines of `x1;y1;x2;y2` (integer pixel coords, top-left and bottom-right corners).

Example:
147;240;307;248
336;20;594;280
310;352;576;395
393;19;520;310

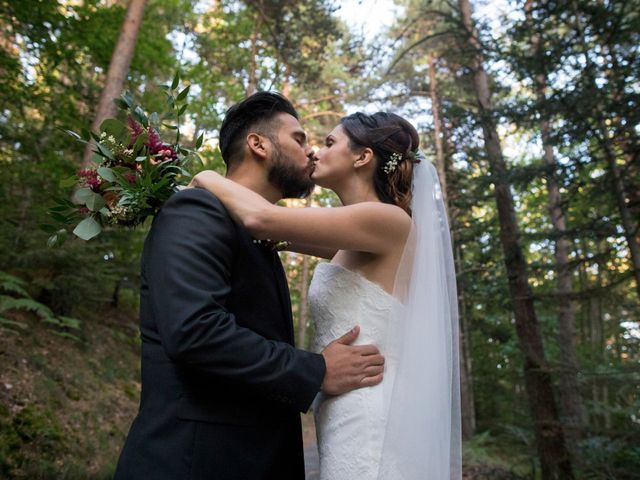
0;308;140;479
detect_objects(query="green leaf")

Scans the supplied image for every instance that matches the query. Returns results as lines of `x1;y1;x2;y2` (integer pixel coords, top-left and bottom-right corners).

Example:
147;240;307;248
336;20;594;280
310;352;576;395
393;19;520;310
47;234;59;248
73;217;102;241
59;175;78;188
81;128;91;141
40;223;59;234
121;91;134;109
163;123;178;130
91;153;104;165
149;112;159;126
96;143;115;160
97;167;116;182
57;316;81;330
62;129;87;144
195;133;204;149
178;104;188;116
133;106;148;127
171;71;180;90
100;118;131;145
49;211;72;224
86;192;106;212
75;187;94;203
177;85;190;101
114;98;129;110
132;133;148;154
0;318;27;330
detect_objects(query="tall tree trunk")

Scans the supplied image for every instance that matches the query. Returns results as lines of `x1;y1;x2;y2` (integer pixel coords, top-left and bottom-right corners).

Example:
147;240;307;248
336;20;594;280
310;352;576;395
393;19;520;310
457;0;573;477
428;55;448;208
524;0;584;453
429;56;475;438
82;0;147;168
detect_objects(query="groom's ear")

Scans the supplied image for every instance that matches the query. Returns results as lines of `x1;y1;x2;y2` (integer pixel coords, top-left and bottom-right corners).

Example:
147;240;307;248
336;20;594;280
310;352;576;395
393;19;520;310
246;132;270;160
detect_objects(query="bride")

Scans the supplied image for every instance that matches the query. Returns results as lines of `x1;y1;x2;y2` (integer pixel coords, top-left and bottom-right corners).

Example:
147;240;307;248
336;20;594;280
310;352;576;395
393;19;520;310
190;111;461;479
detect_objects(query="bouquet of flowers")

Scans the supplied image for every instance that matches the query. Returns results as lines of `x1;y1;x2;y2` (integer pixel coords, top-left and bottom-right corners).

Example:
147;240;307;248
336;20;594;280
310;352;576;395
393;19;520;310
47;73;203;245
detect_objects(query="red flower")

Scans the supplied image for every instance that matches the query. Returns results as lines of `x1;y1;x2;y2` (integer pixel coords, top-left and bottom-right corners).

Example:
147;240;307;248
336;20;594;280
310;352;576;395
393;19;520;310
123;171;137;185
128;115;145;143
77;169;101;192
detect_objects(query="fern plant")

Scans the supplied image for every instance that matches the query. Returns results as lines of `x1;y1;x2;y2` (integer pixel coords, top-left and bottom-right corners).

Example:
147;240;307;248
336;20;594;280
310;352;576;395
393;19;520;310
0;271;82;340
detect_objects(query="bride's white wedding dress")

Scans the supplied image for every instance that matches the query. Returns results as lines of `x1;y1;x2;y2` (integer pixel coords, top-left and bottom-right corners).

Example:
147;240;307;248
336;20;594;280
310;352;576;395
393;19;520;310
310;262;400;480
307;162;462;480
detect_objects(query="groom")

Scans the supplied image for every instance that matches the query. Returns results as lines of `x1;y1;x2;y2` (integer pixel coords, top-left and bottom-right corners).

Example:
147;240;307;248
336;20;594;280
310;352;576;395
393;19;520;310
114;92;385;479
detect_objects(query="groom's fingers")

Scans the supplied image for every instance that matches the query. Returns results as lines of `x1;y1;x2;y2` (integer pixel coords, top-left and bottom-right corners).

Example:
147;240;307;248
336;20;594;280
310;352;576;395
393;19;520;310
360;374;383;387
335;325;360;345
361;364;385;377
354;345;381;356
362;354;384;367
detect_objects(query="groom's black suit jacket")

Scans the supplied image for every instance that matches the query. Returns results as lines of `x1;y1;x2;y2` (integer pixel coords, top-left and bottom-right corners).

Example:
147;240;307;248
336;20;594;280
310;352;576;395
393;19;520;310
114;188;326;480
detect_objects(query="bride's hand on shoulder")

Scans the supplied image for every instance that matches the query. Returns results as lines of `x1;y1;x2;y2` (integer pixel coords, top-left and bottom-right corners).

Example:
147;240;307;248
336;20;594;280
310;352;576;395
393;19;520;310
188;170;224;190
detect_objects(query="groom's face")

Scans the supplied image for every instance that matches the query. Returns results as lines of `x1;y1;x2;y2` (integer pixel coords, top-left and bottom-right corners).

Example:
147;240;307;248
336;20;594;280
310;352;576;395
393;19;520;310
267;113;315;199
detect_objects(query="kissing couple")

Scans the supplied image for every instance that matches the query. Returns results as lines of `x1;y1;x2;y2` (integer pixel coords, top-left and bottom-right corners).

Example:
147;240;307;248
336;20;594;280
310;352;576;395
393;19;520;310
114;92;461;480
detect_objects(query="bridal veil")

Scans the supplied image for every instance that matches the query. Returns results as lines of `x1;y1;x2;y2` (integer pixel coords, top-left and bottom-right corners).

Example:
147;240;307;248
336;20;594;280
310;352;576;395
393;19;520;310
378;158;462;479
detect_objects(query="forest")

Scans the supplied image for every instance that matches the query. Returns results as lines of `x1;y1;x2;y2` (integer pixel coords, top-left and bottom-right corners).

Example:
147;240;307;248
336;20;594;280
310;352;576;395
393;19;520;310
0;0;638;478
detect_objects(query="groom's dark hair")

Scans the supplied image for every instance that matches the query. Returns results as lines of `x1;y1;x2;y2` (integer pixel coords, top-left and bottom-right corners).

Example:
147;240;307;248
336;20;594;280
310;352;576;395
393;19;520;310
219;91;299;170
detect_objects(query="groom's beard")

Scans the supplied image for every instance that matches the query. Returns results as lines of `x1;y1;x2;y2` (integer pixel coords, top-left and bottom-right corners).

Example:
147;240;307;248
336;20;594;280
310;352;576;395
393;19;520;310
268;148;315;199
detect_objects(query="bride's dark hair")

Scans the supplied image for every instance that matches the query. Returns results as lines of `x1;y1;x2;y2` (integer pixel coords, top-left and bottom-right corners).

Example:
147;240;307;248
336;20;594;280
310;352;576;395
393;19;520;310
340;112;420;215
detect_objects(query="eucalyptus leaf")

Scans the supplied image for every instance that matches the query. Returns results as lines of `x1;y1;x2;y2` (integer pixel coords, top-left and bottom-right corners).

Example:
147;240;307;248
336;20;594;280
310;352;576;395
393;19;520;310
75;187;94;203
195;133;204;149
171;71;180;90
86;192;106;212
97;167;116;182
178;104;188;116
73;217;101;241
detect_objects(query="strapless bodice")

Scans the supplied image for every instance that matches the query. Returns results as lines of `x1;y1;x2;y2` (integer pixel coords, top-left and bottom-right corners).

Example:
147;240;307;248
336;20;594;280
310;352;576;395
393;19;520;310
309;262;398;353
308;262;401;480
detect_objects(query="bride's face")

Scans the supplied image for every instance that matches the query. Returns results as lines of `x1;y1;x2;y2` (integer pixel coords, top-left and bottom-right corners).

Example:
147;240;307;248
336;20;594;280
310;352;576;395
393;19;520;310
312;125;359;189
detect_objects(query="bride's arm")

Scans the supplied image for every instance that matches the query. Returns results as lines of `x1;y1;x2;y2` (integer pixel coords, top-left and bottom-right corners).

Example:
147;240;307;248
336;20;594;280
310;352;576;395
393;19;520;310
189;171;410;254
286;242;337;260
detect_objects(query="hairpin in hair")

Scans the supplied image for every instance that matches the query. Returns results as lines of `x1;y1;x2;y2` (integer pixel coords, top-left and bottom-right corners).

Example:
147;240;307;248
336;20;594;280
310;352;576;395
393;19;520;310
383;152;402;175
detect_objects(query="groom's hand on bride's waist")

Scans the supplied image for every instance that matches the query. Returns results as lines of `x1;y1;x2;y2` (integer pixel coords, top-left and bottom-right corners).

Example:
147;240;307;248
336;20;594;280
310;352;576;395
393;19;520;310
320;325;385;396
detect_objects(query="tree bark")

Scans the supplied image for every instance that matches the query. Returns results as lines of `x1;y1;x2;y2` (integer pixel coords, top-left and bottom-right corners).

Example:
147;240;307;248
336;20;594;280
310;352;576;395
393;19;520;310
458;0;573;477
524;0;585;454
82;0;147;168
429;56;475;438
428;55;448;208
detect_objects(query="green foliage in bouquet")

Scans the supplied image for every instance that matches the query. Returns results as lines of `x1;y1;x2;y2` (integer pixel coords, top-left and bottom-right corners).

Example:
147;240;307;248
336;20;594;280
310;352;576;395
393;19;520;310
47;72;204;244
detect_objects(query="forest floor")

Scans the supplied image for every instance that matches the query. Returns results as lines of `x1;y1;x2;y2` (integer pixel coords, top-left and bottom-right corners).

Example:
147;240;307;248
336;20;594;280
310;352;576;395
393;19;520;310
0;309;532;479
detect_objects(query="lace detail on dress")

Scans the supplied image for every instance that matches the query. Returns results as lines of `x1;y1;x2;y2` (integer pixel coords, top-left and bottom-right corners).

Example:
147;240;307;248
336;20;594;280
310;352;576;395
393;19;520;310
309;263;400;480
